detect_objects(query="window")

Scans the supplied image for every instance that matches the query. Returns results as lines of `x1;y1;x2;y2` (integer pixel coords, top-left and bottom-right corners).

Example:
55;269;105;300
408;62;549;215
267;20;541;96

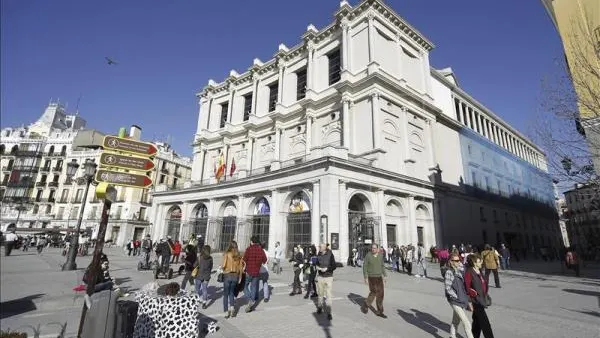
467;145;472;155
219;103;229;128
57;207;65;220
45;205;51;214
61;189;69;202
75;189;83;202
48;190;55;200
243;94;252;121
484;177;490;191
296;68;307;100
328;49;341;85
497;181;502;195
32;205;39;215
90;206;98;220
159;174;166;184
480;207;486;221
471;172;477;187
71;206;80;219
268;82;278;112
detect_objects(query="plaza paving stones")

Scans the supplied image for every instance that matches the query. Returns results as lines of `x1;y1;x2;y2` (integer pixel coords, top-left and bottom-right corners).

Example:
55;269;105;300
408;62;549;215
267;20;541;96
1;248;599;338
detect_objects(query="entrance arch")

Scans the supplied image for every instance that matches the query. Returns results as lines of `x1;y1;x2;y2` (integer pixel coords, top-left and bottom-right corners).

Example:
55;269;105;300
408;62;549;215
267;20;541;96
415;204;431;247
166;205;182;240
385;199;406;248
216;201;237;252
189;203;209;241
348;193;378;260
251;197;270;250
286;191;311;257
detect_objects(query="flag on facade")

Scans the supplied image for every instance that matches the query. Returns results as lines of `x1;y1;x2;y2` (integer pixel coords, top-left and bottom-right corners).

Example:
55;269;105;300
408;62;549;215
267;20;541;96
215;153;226;181
230;158;236;177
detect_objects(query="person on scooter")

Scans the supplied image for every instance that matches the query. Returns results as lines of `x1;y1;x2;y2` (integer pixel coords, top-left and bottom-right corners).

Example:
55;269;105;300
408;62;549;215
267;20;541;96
157;238;172;271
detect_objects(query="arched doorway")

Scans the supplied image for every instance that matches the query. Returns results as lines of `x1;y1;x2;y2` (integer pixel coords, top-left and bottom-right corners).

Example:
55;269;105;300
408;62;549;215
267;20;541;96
286;191;311;257
415;204;430;246
166;206;182;239
217;202;237;252
190;203;209;241
252;197;270;250
385;199;405;248
348;193;378;260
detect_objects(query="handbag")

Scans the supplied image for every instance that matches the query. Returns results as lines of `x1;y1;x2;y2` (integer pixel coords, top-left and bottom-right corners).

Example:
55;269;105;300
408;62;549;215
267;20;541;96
217;272;224;283
191;267;199;278
484;294;492;307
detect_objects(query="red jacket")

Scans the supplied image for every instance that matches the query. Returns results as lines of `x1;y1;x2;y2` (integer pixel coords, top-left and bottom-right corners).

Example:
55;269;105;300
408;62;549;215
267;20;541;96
243;244;267;277
173;242;182;255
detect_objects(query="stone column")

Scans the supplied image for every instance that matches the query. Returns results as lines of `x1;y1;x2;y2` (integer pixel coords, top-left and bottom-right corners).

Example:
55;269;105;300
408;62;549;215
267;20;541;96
306;42;315;93
342;97;351;150
407;195;418;245
426;119;436;169
367;12;375;63
371;92;381;149
207;199;217;248
465;106;472;129
458;102;464;124
338;180;348;263
247;137;254;172
277;62;285;104
269;189;280;251
251;76;259;116
475;112;482;134
312;180;321;245
306;114;313;155
377;189;387;249
227;89;235;123
236;195;247;248
341;19;350;71
273;127;282;166
180;202;192;241
401;106;411;163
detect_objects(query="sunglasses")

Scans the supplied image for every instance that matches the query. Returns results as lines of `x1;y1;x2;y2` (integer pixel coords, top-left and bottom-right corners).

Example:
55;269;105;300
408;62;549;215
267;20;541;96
451;259;461;262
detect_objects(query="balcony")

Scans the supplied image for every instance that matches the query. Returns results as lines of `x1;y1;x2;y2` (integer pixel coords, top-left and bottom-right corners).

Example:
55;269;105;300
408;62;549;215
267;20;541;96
2;196;33;204
63;179;73;185
57;198;69;203
72;198;83;204
48;181;59;188
34;198;55;203
6;181;35;188
139;197;152;205
1;166;13;171
160;168;169;174
15;151;43;158
52;166;63;173
12;166;40;173
36;181;47;187
1;181;8;186
174;170;182;178
89;198;100;204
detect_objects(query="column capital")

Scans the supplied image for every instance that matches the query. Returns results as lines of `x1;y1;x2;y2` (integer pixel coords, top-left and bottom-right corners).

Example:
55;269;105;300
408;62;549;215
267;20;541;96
312;179;321;186
341;95;353;105
370;91;380;99
340;18;350;30
274;121;284;131
367;11;376;21
338;179;348;186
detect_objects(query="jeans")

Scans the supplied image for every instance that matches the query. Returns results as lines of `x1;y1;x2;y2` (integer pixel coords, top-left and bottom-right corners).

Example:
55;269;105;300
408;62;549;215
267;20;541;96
195;280;209;303
500;257;510;270
181;271;194;290
416;260;428;277
222;275;237;312
292;268;302;292
472;303;494;338
259;271;270;300
4;242;14;256
306;273;316;296
450;304;474;338
484;269;500;288
94;281;114;293
272;258;281;274
246;275;260;303
160;254;170;270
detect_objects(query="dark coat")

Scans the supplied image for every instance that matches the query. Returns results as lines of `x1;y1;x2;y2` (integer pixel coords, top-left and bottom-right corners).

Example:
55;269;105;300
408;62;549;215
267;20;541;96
445;268;469;308
465;267;488;307
196;255;213;281
316;250;336;277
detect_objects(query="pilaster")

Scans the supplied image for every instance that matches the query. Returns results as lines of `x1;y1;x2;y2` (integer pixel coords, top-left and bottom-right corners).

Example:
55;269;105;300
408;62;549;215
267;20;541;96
342;96;352;150
338;179;348;263
312;180;321;245
269;189;280;250
407;195;417;245
377;189;387;249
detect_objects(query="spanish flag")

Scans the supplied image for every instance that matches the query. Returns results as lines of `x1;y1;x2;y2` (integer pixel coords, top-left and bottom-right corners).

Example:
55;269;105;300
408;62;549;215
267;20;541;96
215;153;226;182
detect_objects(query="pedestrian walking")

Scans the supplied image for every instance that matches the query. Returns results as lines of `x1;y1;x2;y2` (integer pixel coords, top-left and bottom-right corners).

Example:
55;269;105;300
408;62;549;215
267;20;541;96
415;243;428;278
289;246;304;296
444;253;474;338
36;236;47;254
481;244;501;288
565;246;580;277
180;245;197;291
171;240;182;264
127;240;133;256
272;241;283;274
465;254;495;338
221;242;245;319
4;230;18;256
360;243;387;318
315;243;336;321
304;245;318;299
195;245;213;309
243;236;267;313
259;242;270;302
141;234;153;267
499;244;510;270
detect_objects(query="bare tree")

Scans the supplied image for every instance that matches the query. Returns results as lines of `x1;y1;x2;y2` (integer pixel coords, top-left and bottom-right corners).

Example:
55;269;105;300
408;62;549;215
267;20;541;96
531;16;599;194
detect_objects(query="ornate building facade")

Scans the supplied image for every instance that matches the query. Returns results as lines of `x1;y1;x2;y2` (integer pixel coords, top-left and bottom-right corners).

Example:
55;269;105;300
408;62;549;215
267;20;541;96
150;0;559;261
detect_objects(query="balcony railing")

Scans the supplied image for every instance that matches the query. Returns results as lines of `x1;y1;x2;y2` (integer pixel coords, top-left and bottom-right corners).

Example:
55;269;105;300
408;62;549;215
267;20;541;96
48;181;59;188
36;181;47;187
174;170;182;177
6;181;35;188
58;198;69;203
52;166;63;172
1;181;8;186
15;151;43;158
40;166;51;172
12;166;40;172
160;168;169;174
34;198;55;203
72;198;83;203
1;166;13;171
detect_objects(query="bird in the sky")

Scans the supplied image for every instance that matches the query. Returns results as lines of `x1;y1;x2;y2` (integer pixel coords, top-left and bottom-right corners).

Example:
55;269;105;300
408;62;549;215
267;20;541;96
105;57;118;65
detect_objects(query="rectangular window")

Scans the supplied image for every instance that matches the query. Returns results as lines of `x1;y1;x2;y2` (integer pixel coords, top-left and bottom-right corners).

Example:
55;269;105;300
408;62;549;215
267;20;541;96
159;174;166;184
71;206;79;219
219;103;229;128
328;49;341;85
480;207;486;221
471;171;477;187
268;82;278;112
454;98;461;121
296;68;307;100
243;94;252;121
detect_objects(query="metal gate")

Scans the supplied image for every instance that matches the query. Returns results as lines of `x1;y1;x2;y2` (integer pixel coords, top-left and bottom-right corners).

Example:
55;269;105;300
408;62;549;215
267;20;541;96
286;211;311;258
166;218;181;240
209;216;237;252
235;218;252;251
348;212;380;259
251;215;270;250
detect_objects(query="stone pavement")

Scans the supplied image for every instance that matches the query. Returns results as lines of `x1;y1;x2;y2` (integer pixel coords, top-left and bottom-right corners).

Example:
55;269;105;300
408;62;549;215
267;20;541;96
1;248;599;338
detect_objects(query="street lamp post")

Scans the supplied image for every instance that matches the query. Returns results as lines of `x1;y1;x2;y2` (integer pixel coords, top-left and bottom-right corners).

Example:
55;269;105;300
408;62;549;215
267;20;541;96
62;159;97;271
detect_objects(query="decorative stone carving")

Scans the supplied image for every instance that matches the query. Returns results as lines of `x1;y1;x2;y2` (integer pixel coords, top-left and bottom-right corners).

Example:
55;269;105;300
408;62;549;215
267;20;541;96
322;121;342;138
261;142;275;156
290;133;306;153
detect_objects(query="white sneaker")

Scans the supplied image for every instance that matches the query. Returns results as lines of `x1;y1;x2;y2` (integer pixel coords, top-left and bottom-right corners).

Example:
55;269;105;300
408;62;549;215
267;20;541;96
415;275;421;278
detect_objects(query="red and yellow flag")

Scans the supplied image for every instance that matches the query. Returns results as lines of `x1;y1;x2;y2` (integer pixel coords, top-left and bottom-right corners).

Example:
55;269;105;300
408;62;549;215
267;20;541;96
215;153;226;181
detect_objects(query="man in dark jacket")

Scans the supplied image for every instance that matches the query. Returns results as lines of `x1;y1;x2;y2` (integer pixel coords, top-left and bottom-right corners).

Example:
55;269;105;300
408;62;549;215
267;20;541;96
243;235;267;313
316;243;336;321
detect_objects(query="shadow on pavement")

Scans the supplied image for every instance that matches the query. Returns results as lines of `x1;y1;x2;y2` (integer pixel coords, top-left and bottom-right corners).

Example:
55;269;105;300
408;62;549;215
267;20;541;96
397;308;450;338
562;308;600;319
312;311;332;338
205;286;224;309
562;288;600;307
0;293;45;319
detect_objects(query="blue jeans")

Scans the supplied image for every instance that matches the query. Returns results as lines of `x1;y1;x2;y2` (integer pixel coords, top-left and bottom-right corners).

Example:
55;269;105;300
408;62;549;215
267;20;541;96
195;280;209;303
245;275;260;302
222;275;237;312
259;271;270;300
501;257;510;270
94;281;114;293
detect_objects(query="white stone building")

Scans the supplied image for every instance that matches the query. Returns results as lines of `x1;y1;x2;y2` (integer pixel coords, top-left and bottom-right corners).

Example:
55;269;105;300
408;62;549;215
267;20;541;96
1;103;192;246
150;0;560;261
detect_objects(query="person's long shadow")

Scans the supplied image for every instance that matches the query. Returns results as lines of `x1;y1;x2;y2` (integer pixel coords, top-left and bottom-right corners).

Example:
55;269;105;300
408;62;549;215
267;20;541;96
397;308;452;338
312;311;332;338
205;286;224;308
0;293;44;319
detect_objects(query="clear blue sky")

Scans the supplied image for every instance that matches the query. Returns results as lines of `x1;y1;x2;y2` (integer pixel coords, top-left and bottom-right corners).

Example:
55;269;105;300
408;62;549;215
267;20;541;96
1;0;563;157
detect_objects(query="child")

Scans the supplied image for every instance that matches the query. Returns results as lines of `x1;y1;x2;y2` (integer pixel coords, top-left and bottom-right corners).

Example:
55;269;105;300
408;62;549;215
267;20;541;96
195;245;214;309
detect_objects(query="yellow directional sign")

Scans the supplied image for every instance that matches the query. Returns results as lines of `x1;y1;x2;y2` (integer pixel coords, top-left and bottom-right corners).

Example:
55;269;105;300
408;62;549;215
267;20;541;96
103;136;158;157
95;169;153;189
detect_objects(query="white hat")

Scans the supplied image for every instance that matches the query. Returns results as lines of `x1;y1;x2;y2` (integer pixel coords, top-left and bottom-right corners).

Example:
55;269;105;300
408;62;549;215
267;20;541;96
197;235;203;238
